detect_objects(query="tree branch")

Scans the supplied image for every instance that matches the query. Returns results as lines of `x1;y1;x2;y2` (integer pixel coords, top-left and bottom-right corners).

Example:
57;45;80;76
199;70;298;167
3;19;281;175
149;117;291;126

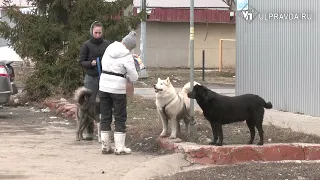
221;0;236;11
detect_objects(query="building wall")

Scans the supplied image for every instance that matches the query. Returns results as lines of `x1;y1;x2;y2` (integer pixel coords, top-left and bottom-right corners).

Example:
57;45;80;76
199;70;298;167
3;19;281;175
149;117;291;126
134;22;190;68
194;23;236;69
134;21;235;68
236;0;320;116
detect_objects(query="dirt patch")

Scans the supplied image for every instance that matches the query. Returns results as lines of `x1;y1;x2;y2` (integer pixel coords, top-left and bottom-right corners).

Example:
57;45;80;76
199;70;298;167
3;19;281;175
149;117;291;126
191;111;320;145
124;96;320;154
0;106;75;136
135;68;235;88
125;95;168;155
152;161;320;180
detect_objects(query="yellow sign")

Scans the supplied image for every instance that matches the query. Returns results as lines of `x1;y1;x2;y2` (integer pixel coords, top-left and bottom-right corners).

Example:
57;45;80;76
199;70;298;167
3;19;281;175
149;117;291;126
190;34;194;40
190;27;194;33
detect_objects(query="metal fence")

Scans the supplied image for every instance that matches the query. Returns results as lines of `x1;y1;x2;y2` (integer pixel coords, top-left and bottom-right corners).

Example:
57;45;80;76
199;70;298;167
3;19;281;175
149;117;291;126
236;0;320;117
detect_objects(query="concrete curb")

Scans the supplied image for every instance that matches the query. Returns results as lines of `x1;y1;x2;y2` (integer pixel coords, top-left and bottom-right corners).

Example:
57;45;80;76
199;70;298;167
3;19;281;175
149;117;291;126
157;137;320;165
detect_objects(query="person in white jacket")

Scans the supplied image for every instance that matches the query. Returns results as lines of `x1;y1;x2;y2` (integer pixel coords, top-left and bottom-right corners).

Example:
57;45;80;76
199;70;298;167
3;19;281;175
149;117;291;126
99;31;139;155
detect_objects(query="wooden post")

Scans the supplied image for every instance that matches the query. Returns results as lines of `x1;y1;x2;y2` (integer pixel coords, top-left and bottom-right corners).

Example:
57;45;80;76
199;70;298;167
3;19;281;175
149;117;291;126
202;50;205;81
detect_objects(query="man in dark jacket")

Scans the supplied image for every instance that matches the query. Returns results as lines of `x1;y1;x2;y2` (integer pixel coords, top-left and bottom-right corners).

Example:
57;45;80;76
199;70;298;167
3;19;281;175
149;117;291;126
79;21;111;140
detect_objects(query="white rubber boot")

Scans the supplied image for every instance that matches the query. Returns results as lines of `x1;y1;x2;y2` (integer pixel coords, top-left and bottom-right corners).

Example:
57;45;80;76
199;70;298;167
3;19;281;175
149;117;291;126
114;132;131;155
101;131;114;154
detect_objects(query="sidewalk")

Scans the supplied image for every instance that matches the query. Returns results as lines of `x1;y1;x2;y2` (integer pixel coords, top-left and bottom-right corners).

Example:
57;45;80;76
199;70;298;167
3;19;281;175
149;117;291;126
264;109;320;136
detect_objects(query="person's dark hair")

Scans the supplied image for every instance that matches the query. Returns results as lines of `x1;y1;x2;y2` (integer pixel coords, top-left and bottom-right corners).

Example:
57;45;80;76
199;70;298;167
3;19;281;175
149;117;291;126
90;21;103;36
92;21;103;28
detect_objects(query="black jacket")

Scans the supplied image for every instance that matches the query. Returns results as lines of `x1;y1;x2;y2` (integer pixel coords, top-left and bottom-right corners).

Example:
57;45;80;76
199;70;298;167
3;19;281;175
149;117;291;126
79;38;111;77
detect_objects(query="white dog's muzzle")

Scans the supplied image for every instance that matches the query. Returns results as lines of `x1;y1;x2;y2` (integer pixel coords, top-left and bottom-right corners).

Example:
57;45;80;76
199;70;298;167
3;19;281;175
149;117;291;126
153;85;163;93
154;88;162;93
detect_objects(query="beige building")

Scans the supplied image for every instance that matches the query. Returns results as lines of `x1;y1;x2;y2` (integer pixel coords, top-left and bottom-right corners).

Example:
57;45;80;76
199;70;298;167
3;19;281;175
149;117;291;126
133;0;236;69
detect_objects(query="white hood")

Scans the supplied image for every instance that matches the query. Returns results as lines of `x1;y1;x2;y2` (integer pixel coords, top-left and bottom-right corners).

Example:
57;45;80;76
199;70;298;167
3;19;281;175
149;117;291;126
104;41;130;59
99;41;139;94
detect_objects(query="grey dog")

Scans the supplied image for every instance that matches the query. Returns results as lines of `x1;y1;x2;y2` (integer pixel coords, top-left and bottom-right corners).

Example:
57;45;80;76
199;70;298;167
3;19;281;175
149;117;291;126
74;86;101;142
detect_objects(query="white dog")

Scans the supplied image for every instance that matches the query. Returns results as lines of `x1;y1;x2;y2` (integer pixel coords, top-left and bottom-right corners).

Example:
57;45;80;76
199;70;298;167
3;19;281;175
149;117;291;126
154;77;200;139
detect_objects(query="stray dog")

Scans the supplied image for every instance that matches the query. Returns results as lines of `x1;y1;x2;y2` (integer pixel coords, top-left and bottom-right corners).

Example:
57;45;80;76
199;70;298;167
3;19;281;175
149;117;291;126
154;77;200;139
74;86;101;142
187;84;272;146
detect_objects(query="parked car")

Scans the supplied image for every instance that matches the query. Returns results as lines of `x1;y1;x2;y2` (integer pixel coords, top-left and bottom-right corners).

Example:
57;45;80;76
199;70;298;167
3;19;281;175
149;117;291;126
0;61;12;105
4;61;18;95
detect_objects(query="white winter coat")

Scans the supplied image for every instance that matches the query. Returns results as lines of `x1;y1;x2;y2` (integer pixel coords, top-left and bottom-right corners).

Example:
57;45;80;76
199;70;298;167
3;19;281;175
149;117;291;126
99;41;139;94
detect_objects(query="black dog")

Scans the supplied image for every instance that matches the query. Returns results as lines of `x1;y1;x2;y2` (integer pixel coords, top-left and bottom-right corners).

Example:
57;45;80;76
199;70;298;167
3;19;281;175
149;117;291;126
187;84;272;146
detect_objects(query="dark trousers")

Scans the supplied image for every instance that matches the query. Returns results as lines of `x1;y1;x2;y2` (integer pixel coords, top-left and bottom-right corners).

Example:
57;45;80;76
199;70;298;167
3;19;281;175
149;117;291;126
84;74;99;134
99;91;127;132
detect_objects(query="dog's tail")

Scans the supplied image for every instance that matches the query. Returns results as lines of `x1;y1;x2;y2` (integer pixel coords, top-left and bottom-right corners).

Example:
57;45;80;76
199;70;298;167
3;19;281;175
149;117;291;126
264;101;273;109
74;86;92;105
181;81;201;93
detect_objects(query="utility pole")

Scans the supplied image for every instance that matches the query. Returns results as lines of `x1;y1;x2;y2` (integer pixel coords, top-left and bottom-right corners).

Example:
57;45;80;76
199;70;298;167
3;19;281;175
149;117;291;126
139;0;148;78
189;0;195;134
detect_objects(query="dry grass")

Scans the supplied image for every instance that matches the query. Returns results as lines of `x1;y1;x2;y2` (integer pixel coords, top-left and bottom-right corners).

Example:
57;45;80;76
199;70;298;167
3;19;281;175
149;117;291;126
125;95;320;154
135;68;235;88
192;111;320;145
14;67;236;89
14;67;236;88
125;95;165;154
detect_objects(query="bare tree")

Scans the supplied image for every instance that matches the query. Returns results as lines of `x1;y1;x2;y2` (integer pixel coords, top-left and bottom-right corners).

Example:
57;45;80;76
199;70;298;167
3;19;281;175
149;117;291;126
222;0;236;11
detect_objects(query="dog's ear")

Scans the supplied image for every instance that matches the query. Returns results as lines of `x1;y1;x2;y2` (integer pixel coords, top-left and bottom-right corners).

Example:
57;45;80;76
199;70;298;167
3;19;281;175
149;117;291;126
157;78;161;82
199;86;209;98
194;84;201;91
165;77;171;85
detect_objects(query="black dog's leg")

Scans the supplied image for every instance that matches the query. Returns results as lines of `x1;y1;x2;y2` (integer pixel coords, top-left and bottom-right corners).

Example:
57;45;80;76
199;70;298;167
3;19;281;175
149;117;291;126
255;122;264;145
216;124;223;146
246;119;256;144
255;109;264;145
209;122;218;145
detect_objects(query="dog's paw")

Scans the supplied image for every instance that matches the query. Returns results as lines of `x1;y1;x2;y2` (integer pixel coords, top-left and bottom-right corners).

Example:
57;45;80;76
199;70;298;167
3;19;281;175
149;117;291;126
168;135;176;139
159;133;167;137
215;143;222;146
